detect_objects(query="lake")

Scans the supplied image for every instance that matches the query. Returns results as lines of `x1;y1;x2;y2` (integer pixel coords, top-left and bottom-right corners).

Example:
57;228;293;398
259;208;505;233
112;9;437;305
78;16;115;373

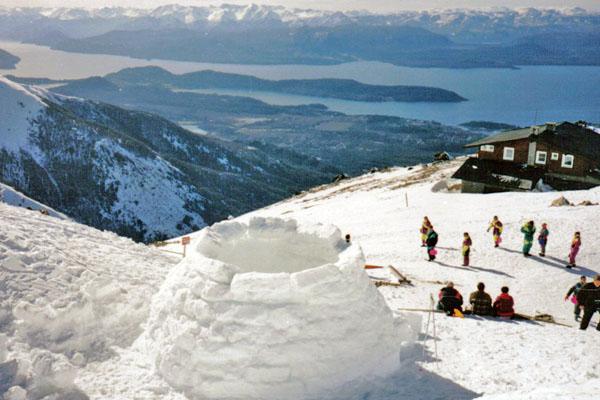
1;40;599;126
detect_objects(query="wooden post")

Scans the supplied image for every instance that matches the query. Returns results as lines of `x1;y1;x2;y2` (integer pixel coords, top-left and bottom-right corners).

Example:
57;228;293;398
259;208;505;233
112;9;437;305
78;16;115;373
181;236;191;257
405;192;409;208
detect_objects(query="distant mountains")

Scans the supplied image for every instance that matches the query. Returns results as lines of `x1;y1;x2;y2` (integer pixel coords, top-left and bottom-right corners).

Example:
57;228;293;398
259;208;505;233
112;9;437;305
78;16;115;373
0;48;19;69
0;76;337;242
105;66;466;103
0;5;598;68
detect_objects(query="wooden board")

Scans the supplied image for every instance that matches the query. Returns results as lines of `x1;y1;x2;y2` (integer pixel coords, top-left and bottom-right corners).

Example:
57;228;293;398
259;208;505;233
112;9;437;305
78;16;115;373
388;265;412;284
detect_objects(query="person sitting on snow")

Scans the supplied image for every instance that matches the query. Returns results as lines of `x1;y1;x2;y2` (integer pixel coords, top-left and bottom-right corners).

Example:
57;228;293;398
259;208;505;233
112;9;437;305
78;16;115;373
493;286;515;318
576;274;600;331
437;281;463;316
469;282;493;316
565;276;587;321
426;227;439;261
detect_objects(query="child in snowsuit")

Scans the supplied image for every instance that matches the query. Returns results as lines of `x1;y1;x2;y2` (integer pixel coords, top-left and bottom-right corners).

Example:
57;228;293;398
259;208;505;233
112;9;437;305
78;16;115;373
567;232;581;268
426;228;438;261
576;274;600;331
437;282;463;316
520;221;536;257
462;232;472;266
487;216;503;248
420;217;432;247
493;286;515;318
565;276;587;321
537;223;549;257
469;282;493;316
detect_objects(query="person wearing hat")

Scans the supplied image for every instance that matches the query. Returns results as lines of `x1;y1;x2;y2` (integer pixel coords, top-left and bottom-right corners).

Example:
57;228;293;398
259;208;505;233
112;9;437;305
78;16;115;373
567;232;582;268
576;274;600;331
537;223;549;257
437;281;463;316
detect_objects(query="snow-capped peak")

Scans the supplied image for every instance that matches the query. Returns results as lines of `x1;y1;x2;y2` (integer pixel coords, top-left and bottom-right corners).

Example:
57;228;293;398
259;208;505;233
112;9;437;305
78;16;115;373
0;76;46;154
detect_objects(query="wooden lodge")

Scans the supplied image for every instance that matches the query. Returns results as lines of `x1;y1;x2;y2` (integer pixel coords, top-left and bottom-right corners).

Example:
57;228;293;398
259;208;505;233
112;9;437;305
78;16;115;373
452;121;600;193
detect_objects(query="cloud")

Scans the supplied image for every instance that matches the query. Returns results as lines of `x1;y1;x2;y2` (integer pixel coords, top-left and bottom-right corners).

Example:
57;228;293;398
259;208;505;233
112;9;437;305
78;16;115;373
3;0;599;12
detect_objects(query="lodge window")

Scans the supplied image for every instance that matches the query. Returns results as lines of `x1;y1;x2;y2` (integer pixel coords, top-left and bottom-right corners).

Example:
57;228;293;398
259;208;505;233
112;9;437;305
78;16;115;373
551;152;559;161
503;147;515;161
561;154;574;169
535;151;547;165
480;145;494;152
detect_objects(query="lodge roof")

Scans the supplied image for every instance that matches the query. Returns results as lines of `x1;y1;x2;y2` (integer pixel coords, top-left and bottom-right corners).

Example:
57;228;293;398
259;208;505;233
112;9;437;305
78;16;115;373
452;157;545;190
464;122;600;157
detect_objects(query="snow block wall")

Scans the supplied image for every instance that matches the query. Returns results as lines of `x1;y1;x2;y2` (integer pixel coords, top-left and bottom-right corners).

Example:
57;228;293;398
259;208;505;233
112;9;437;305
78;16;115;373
142;217;404;399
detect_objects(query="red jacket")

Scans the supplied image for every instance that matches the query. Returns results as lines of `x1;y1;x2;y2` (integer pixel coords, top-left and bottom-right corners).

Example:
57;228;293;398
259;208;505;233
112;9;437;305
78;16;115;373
493;293;515;317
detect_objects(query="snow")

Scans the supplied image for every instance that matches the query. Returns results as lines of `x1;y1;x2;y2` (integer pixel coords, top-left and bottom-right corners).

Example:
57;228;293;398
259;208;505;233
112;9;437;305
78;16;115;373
0;202;178;397
244;158;600;398
93;139;205;238
1;158;599;399
0;182;67;219
0;76;45;154
140;217;409;399
0;76;207;241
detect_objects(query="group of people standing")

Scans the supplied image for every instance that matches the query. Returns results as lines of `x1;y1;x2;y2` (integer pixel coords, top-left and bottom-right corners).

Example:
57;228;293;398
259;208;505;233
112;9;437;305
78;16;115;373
422;216;598;331
420;216;583;268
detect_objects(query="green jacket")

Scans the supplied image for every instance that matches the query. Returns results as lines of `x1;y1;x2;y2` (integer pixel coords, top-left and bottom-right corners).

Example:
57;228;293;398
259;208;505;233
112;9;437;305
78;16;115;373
521;224;536;242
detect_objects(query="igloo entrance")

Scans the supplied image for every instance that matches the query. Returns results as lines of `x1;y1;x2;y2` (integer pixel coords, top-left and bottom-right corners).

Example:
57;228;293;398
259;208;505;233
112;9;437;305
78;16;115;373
197;218;340;274
142;217;408;400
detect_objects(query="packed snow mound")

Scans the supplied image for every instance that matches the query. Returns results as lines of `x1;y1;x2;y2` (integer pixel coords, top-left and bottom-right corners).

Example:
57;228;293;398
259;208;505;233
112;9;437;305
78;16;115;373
142;217;406;400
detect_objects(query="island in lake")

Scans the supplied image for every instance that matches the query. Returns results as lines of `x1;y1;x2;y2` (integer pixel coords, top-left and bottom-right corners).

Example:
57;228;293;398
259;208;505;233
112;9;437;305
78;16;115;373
105;66;467;103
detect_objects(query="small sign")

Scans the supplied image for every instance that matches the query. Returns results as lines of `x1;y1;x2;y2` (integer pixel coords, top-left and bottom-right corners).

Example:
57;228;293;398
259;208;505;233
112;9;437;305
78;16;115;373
181;236;191;245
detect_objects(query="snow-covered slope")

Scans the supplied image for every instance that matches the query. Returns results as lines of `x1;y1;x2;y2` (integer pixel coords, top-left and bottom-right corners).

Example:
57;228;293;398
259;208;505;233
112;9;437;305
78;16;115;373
0;77;335;243
0;201;178;397
1;160;599;399
0;181;66;219
0;76;45;154
0;76;206;242
244;159;600;398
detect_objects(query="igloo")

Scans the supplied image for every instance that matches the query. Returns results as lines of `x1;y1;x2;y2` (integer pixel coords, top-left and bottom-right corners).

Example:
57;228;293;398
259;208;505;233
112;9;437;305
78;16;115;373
142;217;404;399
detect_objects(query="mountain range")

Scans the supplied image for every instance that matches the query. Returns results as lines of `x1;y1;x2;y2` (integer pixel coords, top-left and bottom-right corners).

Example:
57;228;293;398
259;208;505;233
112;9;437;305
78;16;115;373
0;76;337;242
0;5;598;68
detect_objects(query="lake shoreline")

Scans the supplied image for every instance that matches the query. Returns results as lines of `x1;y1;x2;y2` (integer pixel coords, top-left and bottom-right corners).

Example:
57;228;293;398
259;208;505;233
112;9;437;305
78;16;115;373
1;40;598;126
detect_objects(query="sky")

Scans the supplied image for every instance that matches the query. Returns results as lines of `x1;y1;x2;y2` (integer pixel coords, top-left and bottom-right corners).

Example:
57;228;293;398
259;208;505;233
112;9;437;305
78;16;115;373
1;1;599;12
